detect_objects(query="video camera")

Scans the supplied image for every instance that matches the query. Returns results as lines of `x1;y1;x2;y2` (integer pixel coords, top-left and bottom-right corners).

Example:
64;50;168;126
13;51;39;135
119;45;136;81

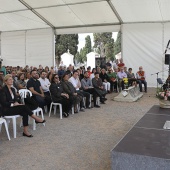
0;58;3;64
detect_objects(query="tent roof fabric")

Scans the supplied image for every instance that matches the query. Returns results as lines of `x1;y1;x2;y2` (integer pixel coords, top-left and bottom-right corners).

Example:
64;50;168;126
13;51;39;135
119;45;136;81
1;0;170;33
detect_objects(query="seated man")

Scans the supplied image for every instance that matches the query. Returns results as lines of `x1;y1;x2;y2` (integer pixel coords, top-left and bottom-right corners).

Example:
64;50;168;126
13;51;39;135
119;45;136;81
38;71;51;110
107;69;118;92
117;67;127;90
27;70;51;109
69;70;90;110
99;68;111;93
136;66;147;92
92;72;107;104
81;71;100;108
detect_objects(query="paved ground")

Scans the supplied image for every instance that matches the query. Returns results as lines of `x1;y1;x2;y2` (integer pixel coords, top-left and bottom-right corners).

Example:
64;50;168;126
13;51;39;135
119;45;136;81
0;88;158;170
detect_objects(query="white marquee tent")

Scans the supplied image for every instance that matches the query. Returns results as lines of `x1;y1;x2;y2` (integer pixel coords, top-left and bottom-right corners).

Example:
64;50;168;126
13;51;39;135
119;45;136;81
1;0;170;86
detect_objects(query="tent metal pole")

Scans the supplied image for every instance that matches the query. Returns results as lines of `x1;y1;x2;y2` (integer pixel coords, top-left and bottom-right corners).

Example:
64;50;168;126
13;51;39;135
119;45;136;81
106;0;123;24
18;0;55;29
25;31;27;66
162;23;165;82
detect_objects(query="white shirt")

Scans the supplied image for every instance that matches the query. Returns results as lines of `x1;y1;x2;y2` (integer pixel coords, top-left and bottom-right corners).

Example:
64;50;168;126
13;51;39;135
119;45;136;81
90;73;95;80
69;77;80;90
39;77;51;92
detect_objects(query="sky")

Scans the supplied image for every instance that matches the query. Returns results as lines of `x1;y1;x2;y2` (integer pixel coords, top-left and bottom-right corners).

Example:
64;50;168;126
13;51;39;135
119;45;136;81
78;32;118;52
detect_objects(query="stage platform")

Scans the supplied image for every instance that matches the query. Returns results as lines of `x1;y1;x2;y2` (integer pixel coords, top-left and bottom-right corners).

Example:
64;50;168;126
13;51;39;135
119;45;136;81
111;105;170;170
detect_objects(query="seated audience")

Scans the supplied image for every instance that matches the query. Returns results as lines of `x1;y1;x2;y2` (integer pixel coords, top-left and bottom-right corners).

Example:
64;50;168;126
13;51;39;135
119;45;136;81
90;68;96;80
27;70;51;110
81;71;100;108
99;68;111;93
50;74;72;117
39;71;51;110
87;66;92;77
16;72;27;90
25;72;31;84
69;70;90;109
107;68;118;92
77;68;84;81
0;71;4;88
136;66;147;92
0;74;45;137
58;66;65;80
127;68;137;87
92;72;107;104
61;72;83;113
117;67;127;90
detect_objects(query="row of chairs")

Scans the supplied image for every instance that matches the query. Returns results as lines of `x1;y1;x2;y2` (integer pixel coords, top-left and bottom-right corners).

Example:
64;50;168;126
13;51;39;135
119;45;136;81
0;89;45;140
0;89;100;140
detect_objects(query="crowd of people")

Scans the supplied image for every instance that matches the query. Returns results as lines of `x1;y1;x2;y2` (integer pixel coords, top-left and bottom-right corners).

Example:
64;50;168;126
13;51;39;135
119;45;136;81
0;59;147;138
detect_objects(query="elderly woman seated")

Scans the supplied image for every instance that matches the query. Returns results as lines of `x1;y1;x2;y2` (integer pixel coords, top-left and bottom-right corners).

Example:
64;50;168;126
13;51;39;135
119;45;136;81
0;74;45;138
99;68;111;93
49;74;72;117
127;68;137;87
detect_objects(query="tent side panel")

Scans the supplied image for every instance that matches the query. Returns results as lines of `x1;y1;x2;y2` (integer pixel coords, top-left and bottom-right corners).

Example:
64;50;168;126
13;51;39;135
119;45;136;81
122;23;163;87
26;28;54;67
1;31;25;66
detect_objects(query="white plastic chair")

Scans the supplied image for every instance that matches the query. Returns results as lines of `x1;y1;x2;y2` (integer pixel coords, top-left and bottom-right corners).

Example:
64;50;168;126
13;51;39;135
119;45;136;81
18;89;45;130
4;115;21;138
89;94;100;107
49;102;62;119
0;117;11;140
48;91;63;119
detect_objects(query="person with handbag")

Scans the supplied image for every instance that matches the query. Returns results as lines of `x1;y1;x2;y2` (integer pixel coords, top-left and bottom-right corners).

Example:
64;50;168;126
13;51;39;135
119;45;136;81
50;74;72;117
0;74;46;138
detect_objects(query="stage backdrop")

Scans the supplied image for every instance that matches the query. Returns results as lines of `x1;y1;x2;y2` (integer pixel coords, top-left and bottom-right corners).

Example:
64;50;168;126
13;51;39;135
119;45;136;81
1;28;54;67
122;23;168;87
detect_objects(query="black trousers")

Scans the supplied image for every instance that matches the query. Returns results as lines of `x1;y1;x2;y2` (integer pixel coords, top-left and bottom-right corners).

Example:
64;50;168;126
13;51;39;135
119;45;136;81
84;88;97;106
3;105;33;126
77;90;90;108
110;81;117;91
55;98;72;113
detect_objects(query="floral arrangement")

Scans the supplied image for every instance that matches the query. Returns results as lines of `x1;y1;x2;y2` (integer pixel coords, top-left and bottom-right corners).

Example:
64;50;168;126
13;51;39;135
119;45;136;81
123;78;128;85
157;90;170;101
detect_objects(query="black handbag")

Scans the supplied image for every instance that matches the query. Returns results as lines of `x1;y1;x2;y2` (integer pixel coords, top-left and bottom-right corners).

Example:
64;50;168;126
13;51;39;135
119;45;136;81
24;96;38;111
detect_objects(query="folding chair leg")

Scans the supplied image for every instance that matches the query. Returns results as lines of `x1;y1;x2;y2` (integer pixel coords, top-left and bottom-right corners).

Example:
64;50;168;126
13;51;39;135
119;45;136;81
4;120;11;140
12;118;17;138
49;103;52;117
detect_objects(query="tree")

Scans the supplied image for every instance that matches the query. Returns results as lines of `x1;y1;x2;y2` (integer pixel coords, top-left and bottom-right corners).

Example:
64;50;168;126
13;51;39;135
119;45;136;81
79;47;87;62
55;34;78;61
114;31;121;55
93;33;115;60
85;35;92;53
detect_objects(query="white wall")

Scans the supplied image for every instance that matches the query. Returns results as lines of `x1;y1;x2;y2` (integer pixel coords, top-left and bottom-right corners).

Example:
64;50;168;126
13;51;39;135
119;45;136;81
122;23;166;87
1;28;54;67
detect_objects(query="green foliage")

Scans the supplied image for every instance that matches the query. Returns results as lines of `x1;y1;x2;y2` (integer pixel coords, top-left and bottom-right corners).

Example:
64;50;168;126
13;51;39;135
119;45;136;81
85;35;92;53
114;31;121;55
93;32;115;60
77;35;92;63
55;34;78;60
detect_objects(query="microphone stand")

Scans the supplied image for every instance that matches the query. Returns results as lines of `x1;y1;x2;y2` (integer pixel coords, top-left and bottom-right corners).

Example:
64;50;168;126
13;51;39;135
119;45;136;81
151;69;169;94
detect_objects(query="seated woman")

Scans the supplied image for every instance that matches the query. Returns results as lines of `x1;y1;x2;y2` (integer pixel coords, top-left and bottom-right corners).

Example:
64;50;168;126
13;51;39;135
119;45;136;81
49;74;72;117
90;68;96;80
127;68;137;87
0;74;45;138
61;72;82;113
99;68;111;93
16;72;27;90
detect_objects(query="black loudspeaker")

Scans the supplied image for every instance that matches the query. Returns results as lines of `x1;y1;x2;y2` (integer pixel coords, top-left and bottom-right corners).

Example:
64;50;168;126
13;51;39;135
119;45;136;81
95;57;106;68
165;54;170;65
